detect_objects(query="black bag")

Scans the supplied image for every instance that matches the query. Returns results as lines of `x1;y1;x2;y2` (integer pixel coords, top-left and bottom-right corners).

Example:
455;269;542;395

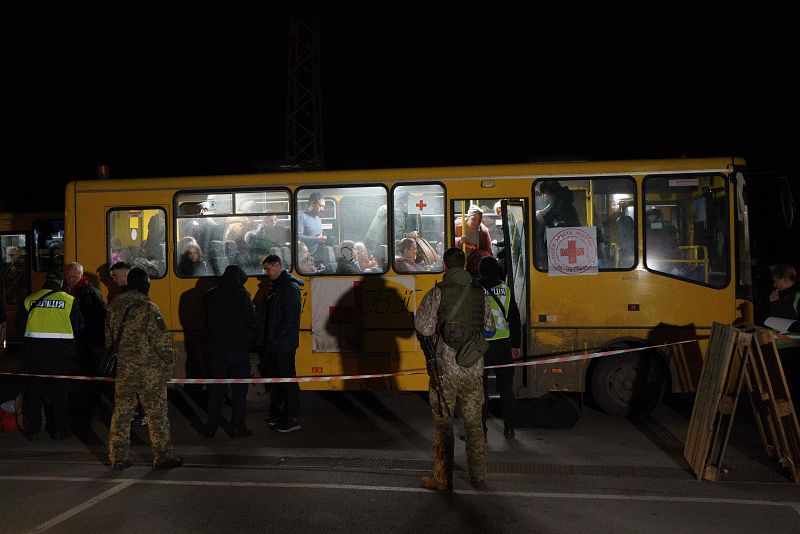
99;305;135;377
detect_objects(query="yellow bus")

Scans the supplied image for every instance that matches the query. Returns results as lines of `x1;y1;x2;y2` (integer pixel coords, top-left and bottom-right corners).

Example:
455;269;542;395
65;157;752;415
1;212;65;353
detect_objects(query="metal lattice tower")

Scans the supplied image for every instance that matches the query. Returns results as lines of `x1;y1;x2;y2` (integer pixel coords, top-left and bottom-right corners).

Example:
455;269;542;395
285;0;324;169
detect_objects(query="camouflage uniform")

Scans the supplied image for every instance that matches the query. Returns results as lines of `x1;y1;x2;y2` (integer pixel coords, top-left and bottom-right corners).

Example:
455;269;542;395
106;289;175;464
415;267;494;486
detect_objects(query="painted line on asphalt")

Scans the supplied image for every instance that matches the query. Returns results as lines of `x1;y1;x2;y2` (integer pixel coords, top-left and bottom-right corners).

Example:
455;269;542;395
26;479;136;533
4;475;799;517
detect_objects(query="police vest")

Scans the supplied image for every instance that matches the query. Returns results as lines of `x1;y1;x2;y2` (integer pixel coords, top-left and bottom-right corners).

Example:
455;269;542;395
485;282;512;341
23;289;75;340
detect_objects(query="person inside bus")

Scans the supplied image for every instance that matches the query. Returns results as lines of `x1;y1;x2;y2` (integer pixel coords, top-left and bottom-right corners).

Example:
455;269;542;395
534;181;580;270
178;240;210;276
297;192;328;257
455;205;493;256
297;241;325;274
353;242;379;272
336;240;361;274
110;238;131;266
395;237;421;272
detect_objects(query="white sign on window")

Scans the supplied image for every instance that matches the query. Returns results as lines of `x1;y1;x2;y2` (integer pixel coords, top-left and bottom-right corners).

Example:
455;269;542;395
546;226;598;276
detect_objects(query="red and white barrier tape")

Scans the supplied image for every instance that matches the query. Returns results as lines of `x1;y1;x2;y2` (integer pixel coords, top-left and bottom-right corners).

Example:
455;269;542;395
0;339;695;384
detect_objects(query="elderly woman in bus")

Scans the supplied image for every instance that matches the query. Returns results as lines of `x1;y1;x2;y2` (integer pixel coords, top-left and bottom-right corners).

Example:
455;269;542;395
336;240;361;274
395;238;421;272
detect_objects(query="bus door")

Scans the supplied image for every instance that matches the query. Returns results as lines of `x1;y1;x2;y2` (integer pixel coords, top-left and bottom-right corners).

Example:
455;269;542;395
500;200;530;359
1;231;31;349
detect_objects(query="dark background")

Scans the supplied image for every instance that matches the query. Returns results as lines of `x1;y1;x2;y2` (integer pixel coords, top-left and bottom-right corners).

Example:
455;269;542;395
4;2;799;211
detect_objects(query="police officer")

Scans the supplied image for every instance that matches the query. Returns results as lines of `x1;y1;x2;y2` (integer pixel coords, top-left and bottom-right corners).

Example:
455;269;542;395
106;268;182;471
415;247;495;491
17;270;83;441
478;256;522;439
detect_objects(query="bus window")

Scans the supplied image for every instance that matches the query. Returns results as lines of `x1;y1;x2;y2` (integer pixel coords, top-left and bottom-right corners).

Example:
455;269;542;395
297;186;388;275
107;208;167;279
644;174;729;287
32;219;64;273
393;184;444;273
175;190;291;277
1;233;29;305
532;177;635;271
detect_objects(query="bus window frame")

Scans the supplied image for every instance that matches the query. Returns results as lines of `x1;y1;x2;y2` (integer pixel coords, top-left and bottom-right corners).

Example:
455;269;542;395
0;230;32;305
295;183;390;277
172;187;292;279
31;218;64;273
531;175;638;273
391;181;447;275
641;172;731;289
106;206;169;280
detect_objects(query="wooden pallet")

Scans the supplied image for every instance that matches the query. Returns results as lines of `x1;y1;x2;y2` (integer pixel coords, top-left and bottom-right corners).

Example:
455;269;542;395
743;326;800;483
684;322;752;481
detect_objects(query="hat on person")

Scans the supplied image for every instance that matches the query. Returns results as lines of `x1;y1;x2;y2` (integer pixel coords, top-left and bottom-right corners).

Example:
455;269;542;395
46;270;64;281
467;205;483;217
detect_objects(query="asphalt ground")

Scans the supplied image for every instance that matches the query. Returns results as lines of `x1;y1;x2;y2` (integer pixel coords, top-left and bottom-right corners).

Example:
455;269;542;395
1;354;800;532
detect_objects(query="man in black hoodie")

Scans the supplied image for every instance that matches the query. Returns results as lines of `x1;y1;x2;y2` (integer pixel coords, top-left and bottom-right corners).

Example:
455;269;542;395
202;265;257;438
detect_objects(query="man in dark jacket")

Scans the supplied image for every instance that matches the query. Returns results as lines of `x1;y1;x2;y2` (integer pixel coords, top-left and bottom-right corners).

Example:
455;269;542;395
64;262;107;428
766;264;800;401
259;254;304;433
202;264;257;437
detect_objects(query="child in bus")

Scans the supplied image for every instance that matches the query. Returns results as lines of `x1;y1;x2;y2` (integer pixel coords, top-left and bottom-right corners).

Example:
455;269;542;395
178;240;209;276
336;240;361;274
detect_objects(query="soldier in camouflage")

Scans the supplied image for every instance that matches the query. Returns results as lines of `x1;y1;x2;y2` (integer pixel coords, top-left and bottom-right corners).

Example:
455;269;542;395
105;268;182;471
415;247;495;491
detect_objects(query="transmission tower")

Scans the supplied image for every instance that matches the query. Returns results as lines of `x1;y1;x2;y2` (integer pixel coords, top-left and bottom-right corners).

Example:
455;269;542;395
285;0;324;169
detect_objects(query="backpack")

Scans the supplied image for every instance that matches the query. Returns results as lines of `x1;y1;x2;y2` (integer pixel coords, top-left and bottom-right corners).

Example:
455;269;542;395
439;282;488;367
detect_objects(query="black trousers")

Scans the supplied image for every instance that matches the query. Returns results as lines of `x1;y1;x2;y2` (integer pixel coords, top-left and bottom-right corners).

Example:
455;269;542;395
482;338;516;428
262;350;300;420
25;377;69;434
207;351;251;428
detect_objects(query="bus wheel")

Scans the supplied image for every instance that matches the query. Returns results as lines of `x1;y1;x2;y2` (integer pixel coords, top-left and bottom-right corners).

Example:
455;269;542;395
590;352;666;417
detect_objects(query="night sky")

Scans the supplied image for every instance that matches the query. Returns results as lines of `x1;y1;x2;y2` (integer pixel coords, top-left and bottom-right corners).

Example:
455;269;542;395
4;2;799;211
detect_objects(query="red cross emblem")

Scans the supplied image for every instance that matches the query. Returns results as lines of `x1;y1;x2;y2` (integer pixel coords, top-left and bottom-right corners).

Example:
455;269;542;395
559;239;584;264
415;200;427;212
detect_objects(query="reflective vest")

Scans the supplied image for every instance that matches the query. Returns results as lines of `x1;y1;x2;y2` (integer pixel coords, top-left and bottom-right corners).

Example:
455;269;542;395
485;283;511;341
23;289;75;340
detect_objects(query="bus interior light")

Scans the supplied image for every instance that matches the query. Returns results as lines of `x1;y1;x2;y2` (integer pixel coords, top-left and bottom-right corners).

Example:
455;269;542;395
481;180;495;188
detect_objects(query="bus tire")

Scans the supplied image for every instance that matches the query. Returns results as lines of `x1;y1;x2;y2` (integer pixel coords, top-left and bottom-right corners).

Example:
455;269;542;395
590;352;666;418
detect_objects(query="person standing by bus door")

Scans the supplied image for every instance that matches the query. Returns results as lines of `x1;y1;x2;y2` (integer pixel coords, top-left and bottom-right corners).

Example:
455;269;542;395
17;270;83;440
478;256;522;439
415;247;495;491
259;254;304;433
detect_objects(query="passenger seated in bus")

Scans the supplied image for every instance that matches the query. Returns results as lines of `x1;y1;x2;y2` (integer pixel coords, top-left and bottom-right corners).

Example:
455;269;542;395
395;238;421;272
178;241;210;276
353;242;378;272
225;222;259;271
297;191;328;256
297;241;324;274
336;240;361;274
110;238;131;266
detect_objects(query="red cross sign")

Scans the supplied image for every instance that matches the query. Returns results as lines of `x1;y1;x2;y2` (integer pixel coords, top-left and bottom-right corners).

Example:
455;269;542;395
559;239;585;264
